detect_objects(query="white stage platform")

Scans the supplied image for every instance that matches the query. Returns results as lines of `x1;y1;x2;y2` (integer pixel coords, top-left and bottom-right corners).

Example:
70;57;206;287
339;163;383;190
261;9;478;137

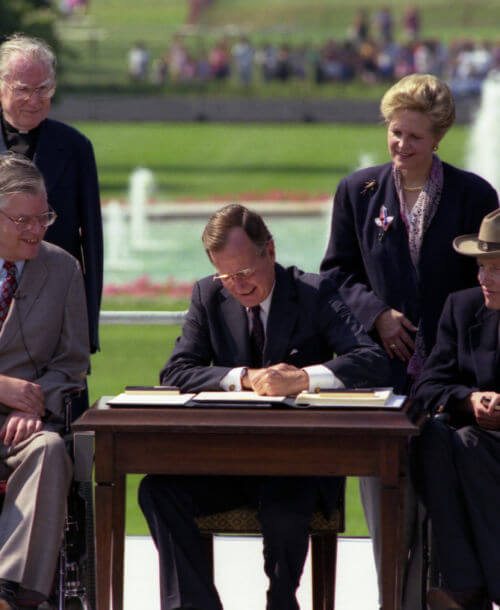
123;535;380;609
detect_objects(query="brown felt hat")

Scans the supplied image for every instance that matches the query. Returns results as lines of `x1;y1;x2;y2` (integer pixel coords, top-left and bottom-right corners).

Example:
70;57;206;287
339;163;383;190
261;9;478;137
453;208;500;258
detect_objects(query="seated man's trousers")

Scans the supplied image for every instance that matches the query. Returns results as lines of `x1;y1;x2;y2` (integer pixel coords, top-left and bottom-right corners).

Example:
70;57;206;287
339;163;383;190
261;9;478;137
139;474;324;610
411;418;500;603
0;430;72;597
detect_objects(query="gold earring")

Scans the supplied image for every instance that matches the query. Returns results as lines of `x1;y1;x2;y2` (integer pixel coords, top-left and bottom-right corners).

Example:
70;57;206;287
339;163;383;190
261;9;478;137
433;145;439;151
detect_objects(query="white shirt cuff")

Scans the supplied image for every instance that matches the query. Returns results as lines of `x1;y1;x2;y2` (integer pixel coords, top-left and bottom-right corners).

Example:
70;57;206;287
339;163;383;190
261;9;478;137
303;365;344;393
220;367;246;392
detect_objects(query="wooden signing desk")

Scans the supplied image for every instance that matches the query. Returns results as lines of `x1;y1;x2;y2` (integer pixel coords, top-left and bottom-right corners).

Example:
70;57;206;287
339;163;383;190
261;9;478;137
73;398;418;610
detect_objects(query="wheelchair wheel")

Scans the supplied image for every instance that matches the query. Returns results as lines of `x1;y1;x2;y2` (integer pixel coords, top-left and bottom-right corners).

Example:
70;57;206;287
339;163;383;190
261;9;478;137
61;481;96;610
80;481;97;610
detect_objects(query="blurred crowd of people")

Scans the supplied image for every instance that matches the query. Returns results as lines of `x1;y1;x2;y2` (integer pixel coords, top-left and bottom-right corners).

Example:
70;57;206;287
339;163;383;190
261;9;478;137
58;0;89;16
128;6;500;98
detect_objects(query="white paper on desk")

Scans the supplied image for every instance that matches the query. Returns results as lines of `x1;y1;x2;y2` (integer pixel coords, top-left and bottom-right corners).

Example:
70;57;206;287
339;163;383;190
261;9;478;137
106;393;195;407
294;392;407;409
193;391;287;404
385;394;407;409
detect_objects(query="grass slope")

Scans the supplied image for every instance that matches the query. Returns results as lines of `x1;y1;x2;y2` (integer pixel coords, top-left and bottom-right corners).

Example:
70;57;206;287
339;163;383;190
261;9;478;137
201;0;499;42
73;121;469;200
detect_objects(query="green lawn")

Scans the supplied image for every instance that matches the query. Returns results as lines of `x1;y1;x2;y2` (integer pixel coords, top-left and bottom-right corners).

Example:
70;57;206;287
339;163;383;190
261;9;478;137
73;121;469;200
56;0;498;92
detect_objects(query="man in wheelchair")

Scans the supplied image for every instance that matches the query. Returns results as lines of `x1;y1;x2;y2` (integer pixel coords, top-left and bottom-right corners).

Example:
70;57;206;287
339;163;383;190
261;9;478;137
0;155;89;609
411;209;500;610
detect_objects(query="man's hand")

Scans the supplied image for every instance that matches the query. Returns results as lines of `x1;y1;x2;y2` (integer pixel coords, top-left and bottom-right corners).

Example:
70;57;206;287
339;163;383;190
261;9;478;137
242;363;309;396
0;410;42;446
468;391;500;430
0;375;45;417
374;309;418;362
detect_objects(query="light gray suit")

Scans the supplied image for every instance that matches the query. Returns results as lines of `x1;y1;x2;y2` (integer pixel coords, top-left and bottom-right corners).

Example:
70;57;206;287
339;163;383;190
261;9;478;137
0;241;89;597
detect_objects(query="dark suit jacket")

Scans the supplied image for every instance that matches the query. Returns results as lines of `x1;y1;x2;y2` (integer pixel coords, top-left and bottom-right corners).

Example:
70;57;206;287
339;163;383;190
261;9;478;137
320;161;498;391
161;263;390;392
0;114;103;353
413;287;500;418
161;264;390;516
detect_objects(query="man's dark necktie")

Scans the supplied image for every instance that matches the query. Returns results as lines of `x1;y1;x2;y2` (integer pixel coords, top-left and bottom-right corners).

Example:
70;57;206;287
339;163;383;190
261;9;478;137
250;305;265;368
0;262;17;328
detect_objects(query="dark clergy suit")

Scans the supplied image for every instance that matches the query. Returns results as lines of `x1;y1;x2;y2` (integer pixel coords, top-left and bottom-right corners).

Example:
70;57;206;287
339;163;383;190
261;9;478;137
411;288;500;602
320;161;498;393
139;264;390;610
0;113;103;354
0;242;90;598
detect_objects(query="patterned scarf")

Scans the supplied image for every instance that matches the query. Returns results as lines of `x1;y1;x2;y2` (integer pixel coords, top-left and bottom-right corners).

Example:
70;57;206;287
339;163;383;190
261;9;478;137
393;154;443;382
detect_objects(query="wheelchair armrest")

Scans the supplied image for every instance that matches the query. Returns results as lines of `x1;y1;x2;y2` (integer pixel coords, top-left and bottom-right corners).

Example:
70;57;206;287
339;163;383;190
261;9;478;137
73;431;95;482
64;388;84;434
64;388;94;481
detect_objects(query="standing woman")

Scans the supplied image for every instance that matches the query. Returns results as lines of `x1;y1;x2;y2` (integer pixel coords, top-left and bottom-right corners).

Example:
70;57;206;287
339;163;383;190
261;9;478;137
320;73;498;608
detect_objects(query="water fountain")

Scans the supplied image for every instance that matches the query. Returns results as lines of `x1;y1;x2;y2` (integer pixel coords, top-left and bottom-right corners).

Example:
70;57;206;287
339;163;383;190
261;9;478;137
128;166;174;252
129;167;155;250
105;200;127;270
103;167;335;286
466;71;500;193
104;199;142;272
356;152;377;170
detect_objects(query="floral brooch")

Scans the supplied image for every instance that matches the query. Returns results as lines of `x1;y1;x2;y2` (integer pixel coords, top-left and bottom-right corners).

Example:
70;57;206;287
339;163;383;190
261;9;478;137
374;205;394;242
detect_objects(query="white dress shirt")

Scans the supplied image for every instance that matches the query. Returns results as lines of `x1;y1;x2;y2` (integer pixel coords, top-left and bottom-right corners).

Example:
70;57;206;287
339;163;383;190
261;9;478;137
220;286;343;393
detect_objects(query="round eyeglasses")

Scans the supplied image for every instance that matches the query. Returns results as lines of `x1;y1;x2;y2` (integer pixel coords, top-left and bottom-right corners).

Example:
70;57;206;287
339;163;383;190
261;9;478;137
0;207;57;230
213;267;256;283
1;78;56;101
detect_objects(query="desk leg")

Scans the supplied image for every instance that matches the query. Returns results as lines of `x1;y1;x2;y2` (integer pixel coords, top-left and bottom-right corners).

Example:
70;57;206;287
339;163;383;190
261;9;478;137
95;483;113;610
381;483;403;610
380;443;404;610
112;475;126;610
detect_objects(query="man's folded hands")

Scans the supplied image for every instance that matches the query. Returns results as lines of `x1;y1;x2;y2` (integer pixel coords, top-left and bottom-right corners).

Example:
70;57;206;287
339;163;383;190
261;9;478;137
242;363;309;396
0;410;42;446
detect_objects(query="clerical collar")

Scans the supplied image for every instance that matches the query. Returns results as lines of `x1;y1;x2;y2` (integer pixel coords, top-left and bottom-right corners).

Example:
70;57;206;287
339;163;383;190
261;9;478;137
1;114;41;159
2;116;30;135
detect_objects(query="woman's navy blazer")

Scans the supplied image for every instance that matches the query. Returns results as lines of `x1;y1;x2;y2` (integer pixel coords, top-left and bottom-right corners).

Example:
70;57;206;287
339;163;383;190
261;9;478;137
320;161;498;390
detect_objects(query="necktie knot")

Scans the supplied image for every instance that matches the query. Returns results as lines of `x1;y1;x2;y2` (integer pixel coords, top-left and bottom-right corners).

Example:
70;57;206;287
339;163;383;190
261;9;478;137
0;261;18;328
3;261;16;276
250;305;261;319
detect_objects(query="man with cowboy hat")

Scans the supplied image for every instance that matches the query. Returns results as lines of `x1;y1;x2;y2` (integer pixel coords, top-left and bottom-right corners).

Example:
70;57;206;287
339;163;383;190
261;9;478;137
410;208;500;610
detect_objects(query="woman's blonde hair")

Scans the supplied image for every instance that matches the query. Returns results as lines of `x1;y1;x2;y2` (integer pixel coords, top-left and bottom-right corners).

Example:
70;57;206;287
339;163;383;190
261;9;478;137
380;74;455;137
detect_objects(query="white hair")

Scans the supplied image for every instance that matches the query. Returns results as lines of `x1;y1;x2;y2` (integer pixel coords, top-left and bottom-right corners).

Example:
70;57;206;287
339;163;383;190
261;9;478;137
0;34;56;81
